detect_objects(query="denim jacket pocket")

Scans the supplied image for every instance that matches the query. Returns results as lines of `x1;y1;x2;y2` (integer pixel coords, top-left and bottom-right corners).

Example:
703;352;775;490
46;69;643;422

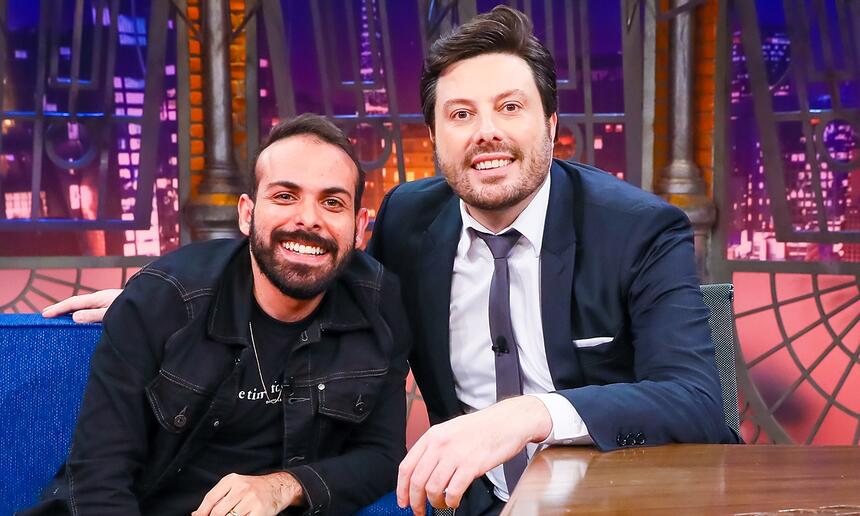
145;368;212;434
316;368;388;424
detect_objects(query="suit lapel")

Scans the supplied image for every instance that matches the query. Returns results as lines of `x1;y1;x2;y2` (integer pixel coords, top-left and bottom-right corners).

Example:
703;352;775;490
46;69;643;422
540;162;585;388
418;195;462;419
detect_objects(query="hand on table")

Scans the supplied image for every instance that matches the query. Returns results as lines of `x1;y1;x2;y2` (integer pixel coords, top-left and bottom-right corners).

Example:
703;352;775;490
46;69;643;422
192;472;303;516
41;289;122;323
396;395;552;515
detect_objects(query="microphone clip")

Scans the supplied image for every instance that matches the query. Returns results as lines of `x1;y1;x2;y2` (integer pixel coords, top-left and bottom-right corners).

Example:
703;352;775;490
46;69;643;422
492;336;509;355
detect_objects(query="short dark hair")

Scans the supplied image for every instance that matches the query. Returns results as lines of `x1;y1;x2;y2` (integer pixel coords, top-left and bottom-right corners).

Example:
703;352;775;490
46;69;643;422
419;5;558;131
249;114;365;212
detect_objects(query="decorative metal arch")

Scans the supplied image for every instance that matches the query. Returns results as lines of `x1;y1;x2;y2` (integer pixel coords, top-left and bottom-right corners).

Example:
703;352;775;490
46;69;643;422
713;0;860;444
0;266;138;313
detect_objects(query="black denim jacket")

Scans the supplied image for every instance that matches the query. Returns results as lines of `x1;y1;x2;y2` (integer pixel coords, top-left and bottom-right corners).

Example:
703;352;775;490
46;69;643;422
24;239;410;516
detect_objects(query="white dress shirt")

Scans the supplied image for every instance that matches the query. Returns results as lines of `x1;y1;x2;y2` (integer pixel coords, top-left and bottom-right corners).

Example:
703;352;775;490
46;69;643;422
448;172;592;501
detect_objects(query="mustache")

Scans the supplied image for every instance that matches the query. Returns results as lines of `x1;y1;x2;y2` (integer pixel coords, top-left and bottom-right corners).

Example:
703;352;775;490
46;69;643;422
462;142;524;168
272;229;338;254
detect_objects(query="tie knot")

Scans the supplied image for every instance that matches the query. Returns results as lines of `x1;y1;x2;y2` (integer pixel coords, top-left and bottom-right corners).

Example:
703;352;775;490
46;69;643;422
472;229;522;259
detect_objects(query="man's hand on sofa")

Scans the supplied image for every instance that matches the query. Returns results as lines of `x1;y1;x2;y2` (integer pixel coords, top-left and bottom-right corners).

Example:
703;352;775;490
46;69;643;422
42;289;123;323
192;472;304;516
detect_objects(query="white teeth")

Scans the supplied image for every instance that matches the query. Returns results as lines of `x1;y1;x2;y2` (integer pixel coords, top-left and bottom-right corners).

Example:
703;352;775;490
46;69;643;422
282;241;325;256
474;158;512;170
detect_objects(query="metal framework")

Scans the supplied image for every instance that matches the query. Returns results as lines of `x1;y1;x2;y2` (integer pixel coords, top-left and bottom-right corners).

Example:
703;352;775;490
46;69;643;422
0;0;188;269
241;0;645;189
0;0;174;232
743;0;860;247
0;266;138;312
735;272;860;444
713;0;860;444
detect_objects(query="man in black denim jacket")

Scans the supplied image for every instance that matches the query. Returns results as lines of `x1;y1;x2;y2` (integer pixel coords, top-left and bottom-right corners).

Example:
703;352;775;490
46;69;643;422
24;115;409;516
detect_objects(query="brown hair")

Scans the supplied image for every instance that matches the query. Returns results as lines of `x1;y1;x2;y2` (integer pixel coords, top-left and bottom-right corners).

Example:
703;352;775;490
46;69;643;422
419;5;558;130
249;114;365;212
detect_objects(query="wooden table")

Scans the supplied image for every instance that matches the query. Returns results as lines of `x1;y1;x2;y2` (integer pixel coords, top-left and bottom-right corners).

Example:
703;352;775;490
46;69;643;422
502;444;860;515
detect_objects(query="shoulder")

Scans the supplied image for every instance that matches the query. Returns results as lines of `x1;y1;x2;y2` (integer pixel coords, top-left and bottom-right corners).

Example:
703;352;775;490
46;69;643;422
556;160;688;226
340;250;385;291
341;249;402;299
113;240;244;328
339;250;404;304
339;251;408;349
130;238;246;296
368;176;457;261
386;175;451;197
379;176;454;217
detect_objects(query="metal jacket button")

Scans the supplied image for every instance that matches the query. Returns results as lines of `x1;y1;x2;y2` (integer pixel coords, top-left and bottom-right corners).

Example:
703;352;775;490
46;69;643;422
173;407;188;428
354;395;366;414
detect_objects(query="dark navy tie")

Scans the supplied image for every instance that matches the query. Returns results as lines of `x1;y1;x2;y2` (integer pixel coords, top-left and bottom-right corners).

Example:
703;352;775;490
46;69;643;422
472;228;529;492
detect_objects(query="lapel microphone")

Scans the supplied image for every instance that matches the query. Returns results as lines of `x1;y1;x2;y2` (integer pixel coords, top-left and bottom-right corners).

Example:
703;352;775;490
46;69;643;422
492;335;510;355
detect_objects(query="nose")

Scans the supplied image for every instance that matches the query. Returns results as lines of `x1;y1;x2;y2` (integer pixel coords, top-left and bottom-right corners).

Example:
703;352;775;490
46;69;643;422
473;113;504;145
293;198;322;230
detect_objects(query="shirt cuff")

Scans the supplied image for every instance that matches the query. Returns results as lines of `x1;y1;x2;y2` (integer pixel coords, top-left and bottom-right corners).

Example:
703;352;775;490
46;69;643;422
528;393;594;445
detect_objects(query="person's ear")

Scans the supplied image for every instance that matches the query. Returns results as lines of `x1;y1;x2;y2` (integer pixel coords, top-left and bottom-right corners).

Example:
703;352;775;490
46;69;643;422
238;194;254;236
354;207;370;248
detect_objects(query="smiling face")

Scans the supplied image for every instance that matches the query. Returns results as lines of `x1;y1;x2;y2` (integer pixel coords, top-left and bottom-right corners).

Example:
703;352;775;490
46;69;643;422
432;52;556;216
239;134;369;301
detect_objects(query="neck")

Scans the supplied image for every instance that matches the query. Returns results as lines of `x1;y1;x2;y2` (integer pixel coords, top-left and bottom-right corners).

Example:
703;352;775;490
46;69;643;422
466;186;541;233
250;258;323;323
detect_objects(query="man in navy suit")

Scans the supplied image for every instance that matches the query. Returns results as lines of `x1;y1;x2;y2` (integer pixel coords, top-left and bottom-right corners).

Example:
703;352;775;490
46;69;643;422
366;6;738;516
45;5;738;516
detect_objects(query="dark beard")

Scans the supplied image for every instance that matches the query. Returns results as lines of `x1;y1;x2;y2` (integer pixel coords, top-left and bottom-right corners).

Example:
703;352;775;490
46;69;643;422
249;217;354;300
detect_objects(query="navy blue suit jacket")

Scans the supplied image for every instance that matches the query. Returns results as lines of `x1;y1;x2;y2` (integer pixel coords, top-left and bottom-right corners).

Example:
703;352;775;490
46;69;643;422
367;160;738;452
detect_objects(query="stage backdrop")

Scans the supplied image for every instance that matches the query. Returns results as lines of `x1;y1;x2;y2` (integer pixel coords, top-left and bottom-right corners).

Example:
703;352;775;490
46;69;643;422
713;0;860;445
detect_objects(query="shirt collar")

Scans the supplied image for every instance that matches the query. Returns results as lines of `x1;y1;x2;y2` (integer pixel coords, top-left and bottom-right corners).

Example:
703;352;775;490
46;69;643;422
458;169;551;258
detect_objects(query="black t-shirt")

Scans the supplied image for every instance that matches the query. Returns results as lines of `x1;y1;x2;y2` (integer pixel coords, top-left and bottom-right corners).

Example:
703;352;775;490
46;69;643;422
154;299;313;514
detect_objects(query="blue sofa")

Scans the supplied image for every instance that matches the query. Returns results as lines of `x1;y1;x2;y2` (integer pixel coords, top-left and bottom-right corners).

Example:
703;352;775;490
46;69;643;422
0;313;413;515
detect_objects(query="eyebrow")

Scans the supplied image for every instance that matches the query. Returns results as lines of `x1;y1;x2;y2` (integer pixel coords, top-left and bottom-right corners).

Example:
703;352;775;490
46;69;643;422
441;89;529;112
265;180;353;199
320;186;353;199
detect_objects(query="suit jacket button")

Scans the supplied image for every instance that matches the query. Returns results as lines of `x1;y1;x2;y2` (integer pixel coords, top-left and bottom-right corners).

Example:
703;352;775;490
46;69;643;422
635;433;646;445
616;434;625;446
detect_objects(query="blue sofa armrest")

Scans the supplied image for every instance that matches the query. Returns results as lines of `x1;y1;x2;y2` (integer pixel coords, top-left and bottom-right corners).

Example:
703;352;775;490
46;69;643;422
355;491;423;516
0;314;102;515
